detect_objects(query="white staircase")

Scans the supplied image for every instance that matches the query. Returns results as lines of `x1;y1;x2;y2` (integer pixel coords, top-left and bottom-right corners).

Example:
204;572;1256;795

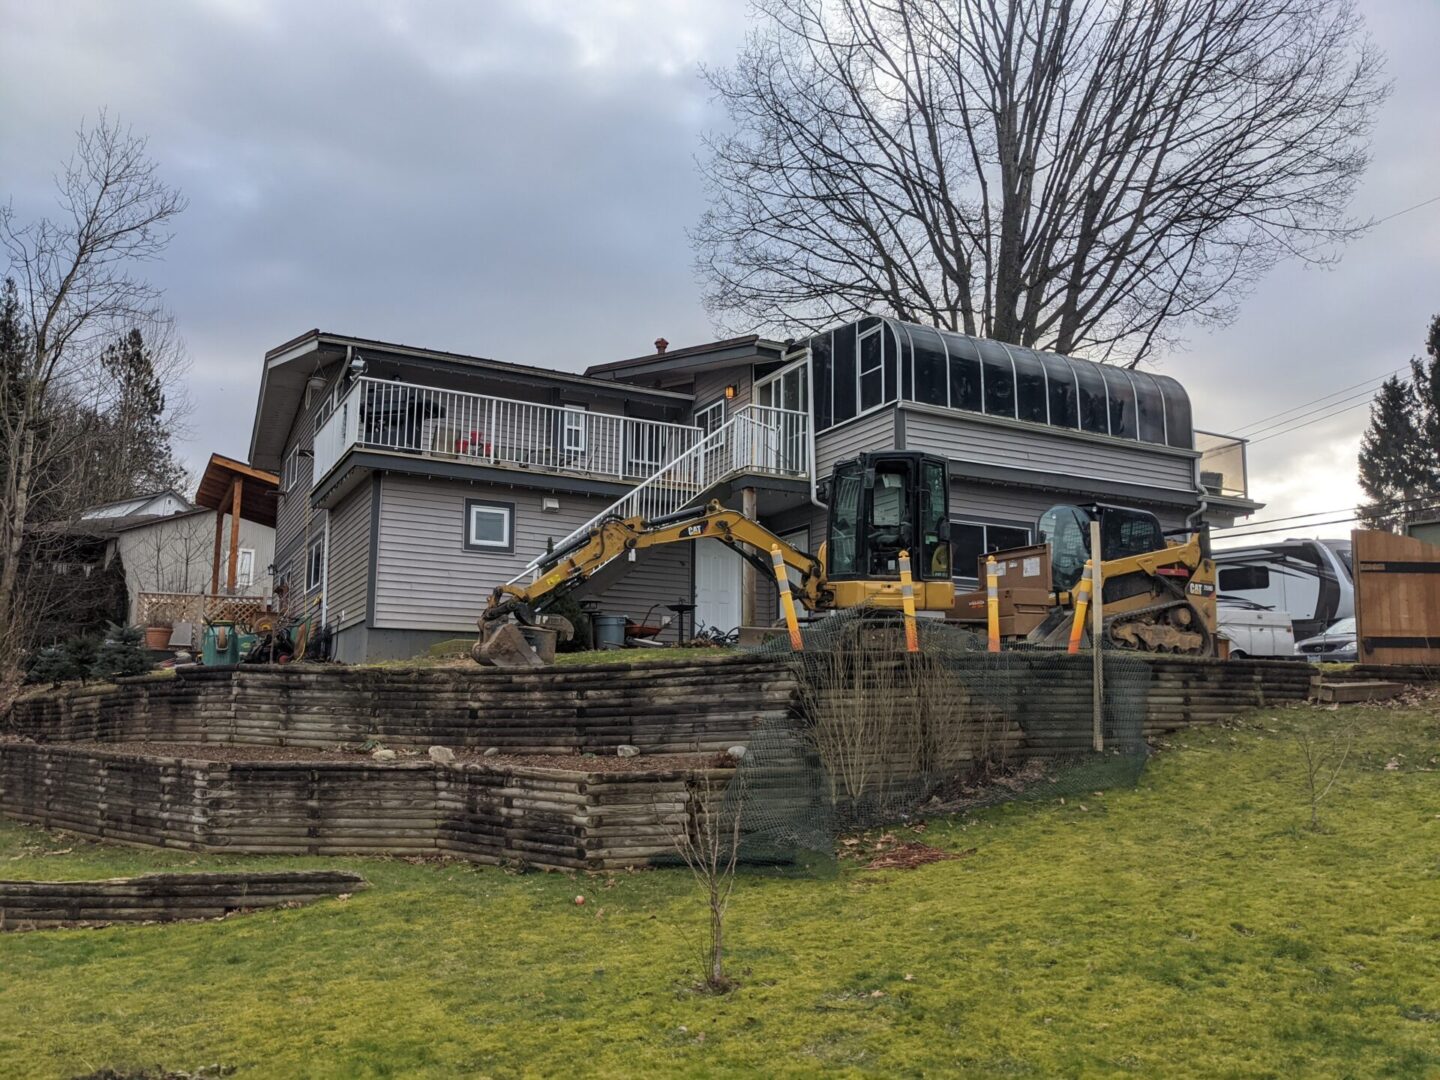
507;405;809;586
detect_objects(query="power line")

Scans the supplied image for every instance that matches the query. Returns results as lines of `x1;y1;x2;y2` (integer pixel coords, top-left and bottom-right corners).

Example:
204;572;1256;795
1214;491;1440;533
1246;397;1379;445
1370;192;1440;226
1239;384;1390;441
1218;502;1440;541
1227;367;1405;436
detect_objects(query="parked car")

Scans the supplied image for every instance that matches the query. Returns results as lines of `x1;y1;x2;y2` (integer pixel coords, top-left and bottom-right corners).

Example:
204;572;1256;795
1294;617;1357;663
1218;603;1297;659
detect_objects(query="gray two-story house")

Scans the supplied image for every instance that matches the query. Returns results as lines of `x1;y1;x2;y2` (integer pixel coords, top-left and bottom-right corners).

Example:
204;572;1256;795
248;318;1258;662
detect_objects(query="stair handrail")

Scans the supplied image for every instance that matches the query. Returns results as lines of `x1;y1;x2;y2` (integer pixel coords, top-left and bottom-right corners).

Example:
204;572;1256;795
504;405;808;586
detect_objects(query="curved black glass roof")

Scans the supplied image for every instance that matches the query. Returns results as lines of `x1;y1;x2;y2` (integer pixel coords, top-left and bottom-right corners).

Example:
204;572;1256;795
806;317;1193;451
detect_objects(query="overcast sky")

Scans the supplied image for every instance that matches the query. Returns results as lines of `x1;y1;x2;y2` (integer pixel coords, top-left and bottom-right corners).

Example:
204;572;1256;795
3;0;1437;546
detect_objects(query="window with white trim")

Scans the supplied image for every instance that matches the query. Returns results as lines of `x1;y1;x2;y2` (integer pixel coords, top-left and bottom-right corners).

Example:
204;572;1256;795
306;536;324;592
562;405;587;454
282;447;300;493
858;325;884;411
951;521;1032;585
464;499;514;553
237;548;255;588
694;399;726;436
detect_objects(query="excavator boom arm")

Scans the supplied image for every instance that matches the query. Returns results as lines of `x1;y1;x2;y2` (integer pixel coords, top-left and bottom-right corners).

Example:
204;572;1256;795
484;501;831;622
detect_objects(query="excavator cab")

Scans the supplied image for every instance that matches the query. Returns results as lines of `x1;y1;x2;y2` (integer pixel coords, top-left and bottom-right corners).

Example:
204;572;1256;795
824;452;954;608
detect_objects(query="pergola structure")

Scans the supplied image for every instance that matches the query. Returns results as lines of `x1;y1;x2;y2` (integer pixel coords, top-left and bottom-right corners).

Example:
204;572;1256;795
194;454;279;595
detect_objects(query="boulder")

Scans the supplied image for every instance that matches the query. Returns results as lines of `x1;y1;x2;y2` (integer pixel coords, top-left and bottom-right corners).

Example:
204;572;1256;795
616;745;640;758
370;748;397;762
726;745;747;762
428;745;456;764
483;746;500;757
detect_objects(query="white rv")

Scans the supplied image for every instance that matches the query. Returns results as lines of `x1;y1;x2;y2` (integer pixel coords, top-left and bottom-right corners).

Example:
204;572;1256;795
1213;539;1353;641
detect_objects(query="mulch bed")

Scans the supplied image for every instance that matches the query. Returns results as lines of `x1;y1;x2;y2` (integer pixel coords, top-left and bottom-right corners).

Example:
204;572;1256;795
840;826;977;870
5;739;728;773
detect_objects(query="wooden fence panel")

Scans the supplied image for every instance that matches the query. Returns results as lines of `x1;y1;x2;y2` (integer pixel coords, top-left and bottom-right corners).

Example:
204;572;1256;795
1353;529;1440;666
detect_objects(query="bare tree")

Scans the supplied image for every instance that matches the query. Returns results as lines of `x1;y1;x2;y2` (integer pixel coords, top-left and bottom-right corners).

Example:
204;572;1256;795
669;773;746;993
695;0;1387;363
1294;723;1353;831
0;114;185;678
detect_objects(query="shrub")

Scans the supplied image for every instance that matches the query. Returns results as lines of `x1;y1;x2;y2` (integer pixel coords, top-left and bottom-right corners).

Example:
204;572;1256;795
92;624;151;680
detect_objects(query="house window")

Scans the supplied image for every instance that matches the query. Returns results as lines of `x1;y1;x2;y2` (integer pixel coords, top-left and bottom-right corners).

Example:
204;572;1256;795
306;536;324;592
562;405;587;454
695;399;726;435
282;447;300;493
626;426;664;473
951;521;1032;584
464;499;514;553
237;548;255;588
858;325;884;412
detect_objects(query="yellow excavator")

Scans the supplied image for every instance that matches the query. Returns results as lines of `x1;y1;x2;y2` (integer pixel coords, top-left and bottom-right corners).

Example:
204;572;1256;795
1023;503;1218;654
474;451;955;666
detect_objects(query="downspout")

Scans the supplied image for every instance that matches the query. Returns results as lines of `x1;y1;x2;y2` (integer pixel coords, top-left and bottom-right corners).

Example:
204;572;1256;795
797;343;824;509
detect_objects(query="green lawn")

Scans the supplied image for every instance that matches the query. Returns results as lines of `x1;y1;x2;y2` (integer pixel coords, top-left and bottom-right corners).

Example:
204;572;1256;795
3;699;1438;1079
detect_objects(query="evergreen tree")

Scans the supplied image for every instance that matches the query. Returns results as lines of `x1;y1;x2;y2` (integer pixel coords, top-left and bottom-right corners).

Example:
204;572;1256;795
92;623;151;680
92;328;186;497
1358;314;1440;531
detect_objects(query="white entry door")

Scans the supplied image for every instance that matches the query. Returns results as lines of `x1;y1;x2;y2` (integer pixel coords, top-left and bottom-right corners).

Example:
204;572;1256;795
695;540;742;634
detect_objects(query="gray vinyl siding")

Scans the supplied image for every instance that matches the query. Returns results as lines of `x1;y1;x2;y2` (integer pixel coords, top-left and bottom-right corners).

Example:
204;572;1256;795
693;368;751;415
274;382;325;593
814;407;897;479
901;403;1196;492
326;481;372;630
371;475;692;634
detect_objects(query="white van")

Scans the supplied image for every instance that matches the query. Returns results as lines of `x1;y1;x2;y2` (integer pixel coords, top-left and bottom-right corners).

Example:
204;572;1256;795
1218;604;1297;659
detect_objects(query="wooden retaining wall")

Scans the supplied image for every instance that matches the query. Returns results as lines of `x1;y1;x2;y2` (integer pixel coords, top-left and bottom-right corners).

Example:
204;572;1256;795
3;654;1316;753
0;870;365;930
0;742;726;871
3;656;793;752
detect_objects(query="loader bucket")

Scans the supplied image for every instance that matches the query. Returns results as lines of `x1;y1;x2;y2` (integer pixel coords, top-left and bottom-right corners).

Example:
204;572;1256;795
1026;606;1085;649
473;622;547;668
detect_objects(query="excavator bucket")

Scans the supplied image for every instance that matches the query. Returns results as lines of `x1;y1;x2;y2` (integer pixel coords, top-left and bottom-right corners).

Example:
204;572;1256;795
472;622;546;669
1026;606;1086;649
472;614;576;669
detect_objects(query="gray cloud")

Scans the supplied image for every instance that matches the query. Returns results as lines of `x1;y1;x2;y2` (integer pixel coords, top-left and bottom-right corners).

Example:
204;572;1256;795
3;0;1436;544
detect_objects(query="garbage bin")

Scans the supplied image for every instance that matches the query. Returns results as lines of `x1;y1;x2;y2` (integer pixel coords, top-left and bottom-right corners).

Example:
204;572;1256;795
202;621;241;666
593;613;627;650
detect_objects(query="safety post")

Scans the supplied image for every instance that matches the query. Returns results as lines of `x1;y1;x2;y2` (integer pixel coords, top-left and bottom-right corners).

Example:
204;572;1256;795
771;545;804;652
985;556;1001;653
1090;518;1105;752
898;549;920;653
1067;560;1093;655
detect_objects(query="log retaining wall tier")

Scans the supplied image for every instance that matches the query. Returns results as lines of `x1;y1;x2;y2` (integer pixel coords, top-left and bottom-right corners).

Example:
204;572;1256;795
0;742;730;871
0;870;366;930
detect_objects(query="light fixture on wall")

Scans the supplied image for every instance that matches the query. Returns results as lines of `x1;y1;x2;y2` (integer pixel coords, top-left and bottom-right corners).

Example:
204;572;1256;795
724;384;737;400
541;497;560;513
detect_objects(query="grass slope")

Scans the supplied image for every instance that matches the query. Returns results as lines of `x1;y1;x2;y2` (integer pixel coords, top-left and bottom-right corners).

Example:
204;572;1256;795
2;701;1438;1079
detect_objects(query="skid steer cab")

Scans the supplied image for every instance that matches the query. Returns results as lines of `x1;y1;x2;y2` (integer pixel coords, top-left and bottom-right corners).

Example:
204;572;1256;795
473;450;956;667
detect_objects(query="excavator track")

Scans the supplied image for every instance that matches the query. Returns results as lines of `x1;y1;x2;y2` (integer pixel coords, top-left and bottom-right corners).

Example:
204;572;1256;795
1103;597;1211;655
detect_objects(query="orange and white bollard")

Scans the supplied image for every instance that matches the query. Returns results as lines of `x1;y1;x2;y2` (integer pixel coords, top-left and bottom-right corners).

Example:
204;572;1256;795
898;549;920;653
1067;560;1094;655
986;555;1001;653
772;545;804;652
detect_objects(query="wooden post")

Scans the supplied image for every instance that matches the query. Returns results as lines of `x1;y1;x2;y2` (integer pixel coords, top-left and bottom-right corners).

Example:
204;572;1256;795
226;478;243;594
740;485;758;629
1090;518;1104;752
210;504;225;596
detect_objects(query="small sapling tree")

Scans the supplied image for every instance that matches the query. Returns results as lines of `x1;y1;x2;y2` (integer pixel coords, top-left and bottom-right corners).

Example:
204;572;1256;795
1295;724;1354;831
669;772;746;993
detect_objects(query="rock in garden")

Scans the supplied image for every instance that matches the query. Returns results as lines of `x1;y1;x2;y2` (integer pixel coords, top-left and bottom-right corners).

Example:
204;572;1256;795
370;748;397;762
428;745;456;763
727;745;747;761
616;744;640;758
483;746;500;757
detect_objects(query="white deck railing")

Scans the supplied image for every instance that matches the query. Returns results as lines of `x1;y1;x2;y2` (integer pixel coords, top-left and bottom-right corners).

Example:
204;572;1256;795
312;377;702;489
506;404;810;586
